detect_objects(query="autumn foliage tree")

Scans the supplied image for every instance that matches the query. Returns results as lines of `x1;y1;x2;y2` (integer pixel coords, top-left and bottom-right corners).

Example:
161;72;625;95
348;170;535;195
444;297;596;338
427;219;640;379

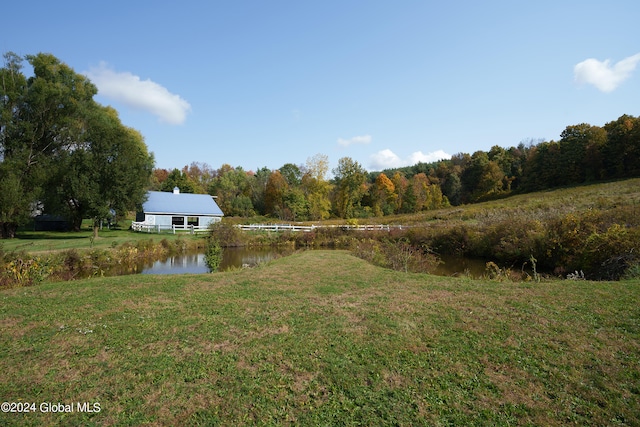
371;173;396;216
146;115;638;221
264;171;289;219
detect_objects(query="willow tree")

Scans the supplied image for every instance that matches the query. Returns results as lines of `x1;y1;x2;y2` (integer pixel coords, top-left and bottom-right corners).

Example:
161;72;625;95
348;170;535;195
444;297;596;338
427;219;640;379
0;53;29;237
1;52;96;237
0;52;153;238
45;105;154;237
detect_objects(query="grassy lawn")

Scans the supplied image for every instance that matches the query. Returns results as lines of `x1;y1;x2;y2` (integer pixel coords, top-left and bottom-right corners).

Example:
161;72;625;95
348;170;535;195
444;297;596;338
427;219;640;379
1;250;638;426
1;221;205;254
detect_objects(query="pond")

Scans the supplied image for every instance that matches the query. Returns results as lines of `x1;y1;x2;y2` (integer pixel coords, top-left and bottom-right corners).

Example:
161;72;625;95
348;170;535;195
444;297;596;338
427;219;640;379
140;247;293;275
433;254;491;279
140;247;493;278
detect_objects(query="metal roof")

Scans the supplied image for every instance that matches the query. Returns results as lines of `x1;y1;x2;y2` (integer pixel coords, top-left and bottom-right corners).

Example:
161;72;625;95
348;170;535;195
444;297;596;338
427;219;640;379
143;191;224;216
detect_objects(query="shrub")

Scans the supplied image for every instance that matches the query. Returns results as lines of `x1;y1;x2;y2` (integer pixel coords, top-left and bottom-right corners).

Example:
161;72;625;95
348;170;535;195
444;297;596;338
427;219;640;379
209;222;246;247
581;225;640;280
350;238;440;274
0;254;51;287
483;261;525;282
429;224;471;256
381;239;439;273
350;239;386;268
135;238;156;252
623;263;640;280
57;249;84;280
204;239;223;272
544;211;601;270
479;218;547;264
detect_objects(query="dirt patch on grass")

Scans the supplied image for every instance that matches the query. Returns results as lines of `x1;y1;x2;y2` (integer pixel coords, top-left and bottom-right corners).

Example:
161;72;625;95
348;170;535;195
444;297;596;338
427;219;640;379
382;369;411;389
0;316;33;339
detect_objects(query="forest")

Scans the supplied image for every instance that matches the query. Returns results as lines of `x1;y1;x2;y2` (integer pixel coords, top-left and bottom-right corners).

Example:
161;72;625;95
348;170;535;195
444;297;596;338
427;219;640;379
152;114;640;220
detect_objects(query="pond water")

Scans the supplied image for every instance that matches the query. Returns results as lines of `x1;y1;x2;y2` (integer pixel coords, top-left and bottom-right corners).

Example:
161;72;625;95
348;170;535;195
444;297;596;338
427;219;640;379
140;247;293;275
433;255;491;279
140;247;492;278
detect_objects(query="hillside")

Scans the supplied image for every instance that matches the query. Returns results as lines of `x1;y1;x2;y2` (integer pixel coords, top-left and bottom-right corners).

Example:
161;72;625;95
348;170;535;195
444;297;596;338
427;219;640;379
374;177;640;225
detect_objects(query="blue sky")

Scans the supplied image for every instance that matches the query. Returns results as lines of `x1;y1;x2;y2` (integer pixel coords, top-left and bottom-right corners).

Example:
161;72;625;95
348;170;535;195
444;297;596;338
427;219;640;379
4;1;639;174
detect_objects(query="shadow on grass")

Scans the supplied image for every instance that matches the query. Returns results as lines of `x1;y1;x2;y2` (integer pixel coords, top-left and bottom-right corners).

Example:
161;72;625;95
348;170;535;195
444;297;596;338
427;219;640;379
16;232;89;240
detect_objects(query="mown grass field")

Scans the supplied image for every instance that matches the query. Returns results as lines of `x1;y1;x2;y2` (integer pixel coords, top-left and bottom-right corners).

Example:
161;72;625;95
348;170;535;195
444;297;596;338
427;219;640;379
1;221;205;254
1;250;639;426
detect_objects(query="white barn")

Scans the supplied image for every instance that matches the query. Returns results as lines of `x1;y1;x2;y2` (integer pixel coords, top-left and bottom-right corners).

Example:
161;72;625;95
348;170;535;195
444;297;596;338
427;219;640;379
133;187;224;233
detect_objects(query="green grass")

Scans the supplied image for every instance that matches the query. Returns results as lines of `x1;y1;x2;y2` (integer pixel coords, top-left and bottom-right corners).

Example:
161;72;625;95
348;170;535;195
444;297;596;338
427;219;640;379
2;220;205;254
377;177;640;225
1;250;639;426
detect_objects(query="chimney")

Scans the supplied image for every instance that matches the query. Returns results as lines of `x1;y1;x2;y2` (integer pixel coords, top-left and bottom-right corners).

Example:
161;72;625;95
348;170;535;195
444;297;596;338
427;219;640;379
173;187;180;194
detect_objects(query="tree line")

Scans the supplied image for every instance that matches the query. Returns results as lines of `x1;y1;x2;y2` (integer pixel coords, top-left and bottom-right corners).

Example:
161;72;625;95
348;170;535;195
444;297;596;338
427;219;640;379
0;52;154;238
150;154;449;221
2;52;638;238
152;114;640;220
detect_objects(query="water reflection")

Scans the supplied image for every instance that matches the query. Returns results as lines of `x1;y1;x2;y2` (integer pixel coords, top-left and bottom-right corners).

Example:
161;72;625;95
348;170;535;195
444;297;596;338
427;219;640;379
433;255;489;279
141;247;293;275
141;252;209;275
140;246;497;278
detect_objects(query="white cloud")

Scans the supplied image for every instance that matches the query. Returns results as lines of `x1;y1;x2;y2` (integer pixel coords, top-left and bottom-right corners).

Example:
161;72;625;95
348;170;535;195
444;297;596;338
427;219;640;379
337;134;372;147
370;149;401;169
574;53;640;93
85;62;191;124
369;149;450;170
408;150;451;164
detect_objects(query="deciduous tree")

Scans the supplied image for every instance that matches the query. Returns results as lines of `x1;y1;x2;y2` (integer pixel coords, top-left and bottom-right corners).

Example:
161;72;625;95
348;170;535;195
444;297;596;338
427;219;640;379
209;165;254;216
604;115;640;178
302;154;331;220
372;172;396;216
332;157;366;218
45;105;154;237
1;52;152;238
161;169;196;193
264;171;288;218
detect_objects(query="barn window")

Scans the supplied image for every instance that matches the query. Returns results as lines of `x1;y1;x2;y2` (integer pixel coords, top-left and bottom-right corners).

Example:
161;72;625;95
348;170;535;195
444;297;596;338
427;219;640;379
187;217;199;226
171;216;184;226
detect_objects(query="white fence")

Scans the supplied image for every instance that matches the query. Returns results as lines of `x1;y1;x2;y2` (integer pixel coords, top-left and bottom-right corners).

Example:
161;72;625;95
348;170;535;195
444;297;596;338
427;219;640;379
131;222;210;234
132;221;410;234
236;223;408;233
236;224;314;232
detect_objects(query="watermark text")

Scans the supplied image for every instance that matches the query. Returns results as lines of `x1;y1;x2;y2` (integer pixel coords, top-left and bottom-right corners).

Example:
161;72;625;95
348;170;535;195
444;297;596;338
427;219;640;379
1;401;101;414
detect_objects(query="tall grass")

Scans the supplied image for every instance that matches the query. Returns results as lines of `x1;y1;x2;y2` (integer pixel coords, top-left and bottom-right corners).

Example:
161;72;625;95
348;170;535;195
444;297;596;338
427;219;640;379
0;238;196;287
